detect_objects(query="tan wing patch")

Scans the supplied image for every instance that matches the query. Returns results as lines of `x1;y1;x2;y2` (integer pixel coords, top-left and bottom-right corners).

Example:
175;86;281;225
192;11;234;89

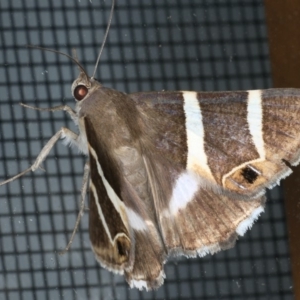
222;158;291;197
160;181;265;257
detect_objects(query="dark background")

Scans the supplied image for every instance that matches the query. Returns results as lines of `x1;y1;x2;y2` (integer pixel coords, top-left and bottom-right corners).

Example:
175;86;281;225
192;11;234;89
0;0;294;299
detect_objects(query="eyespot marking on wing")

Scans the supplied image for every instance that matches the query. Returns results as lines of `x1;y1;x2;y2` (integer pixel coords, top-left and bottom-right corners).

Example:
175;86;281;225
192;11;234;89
241;165;259;184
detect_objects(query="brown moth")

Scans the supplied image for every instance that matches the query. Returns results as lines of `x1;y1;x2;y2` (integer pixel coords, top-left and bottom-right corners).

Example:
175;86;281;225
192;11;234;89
1;0;300;291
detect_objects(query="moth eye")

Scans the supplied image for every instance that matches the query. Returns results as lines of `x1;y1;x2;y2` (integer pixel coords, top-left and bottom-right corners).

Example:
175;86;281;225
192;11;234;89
241;166;259;184
74;85;88;101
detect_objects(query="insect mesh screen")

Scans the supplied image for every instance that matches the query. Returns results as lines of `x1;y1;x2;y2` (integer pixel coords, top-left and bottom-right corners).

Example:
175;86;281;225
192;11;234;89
0;0;294;299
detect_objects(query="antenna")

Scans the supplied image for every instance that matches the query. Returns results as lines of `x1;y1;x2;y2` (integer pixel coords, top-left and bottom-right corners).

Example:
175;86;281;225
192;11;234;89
91;0;115;79
26;45;89;80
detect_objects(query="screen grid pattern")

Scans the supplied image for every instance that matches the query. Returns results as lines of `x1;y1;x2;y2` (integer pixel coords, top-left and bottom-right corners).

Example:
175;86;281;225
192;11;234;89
0;1;294;299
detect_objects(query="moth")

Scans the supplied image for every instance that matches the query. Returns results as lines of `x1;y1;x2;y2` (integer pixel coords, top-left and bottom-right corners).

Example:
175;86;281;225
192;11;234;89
1;0;300;291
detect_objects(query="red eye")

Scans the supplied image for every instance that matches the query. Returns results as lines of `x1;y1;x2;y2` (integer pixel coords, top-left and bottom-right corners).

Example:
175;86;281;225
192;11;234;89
74;85;88;101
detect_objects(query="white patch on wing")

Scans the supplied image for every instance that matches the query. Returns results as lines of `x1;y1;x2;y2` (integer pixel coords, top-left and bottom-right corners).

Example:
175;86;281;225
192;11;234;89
196;243;221;257
169;172;199;215
129;270;165;291
247;90;265;159
182;91;214;181
236;205;264;236
125;207;147;231
90;181;113;243
129;279;148;291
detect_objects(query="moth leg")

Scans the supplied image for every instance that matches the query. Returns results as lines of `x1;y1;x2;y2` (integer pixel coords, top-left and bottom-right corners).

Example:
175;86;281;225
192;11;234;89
20;103;78;123
59;161;90;255
0;127;79;186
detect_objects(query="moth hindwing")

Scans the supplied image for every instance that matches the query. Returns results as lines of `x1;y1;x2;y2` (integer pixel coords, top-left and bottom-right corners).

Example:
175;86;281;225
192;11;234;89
1;1;300;292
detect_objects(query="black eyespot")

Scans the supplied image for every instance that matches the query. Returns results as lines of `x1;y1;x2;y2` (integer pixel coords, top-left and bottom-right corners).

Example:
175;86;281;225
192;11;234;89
241;166;259;184
74;85;88;101
117;240;127;256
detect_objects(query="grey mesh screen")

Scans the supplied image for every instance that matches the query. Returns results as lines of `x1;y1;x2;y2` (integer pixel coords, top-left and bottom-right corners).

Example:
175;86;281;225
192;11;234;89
0;1;293;299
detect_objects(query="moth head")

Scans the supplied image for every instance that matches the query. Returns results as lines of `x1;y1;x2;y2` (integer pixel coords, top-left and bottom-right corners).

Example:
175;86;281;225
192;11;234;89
71;0;114;104
71;73;102;103
25;46;103;104
70;47;102;103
